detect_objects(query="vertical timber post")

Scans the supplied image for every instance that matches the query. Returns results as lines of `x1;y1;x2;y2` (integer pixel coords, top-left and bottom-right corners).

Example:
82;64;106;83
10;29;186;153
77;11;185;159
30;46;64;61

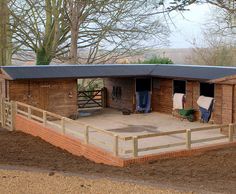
1;98;5;127
113;135;119;156
229;124;234;142
186;129;191;150
0;98;3;127
132;136;138;157
43;111;47;127
85;125;89;144
61;117;65;135
10;101;16;131
28;106;31;119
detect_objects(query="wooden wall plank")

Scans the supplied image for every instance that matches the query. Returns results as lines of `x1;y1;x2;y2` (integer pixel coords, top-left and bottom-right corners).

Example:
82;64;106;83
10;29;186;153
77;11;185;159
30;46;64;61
221;85;233;124
212;84;223;124
104;78;135;111
152;78;173;114
8;79;78;117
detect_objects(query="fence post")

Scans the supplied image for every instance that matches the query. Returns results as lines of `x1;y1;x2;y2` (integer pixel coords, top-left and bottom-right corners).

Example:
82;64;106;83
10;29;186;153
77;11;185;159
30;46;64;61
229;124;234;142
2;99;5;127
132;136;138;157
43;111;47;127
113;135;119;156
0;98;4;127
28;106;31;119
10;101;16;131
186;129;191;150
84;125;89;144
61;117;65;135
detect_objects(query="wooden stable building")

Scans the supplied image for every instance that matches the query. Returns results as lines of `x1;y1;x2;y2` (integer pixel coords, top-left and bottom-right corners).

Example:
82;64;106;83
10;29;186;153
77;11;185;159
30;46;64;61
1;64;236;124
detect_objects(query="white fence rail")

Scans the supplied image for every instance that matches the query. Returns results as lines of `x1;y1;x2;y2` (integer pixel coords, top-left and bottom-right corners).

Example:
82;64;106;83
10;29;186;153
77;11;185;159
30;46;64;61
0;99;235;158
15;101;119;155
0;98;13;130
122;124;233;157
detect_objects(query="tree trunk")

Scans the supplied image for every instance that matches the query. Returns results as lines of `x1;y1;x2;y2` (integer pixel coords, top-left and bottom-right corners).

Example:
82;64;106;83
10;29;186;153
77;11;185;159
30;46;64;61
36;48;51;65
0;0;11;66
68;1;79;64
70;25;78;64
35;0;63;65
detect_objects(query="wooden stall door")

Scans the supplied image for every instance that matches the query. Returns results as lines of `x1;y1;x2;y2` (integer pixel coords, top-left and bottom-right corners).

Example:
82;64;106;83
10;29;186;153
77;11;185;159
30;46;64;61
39;81;50;110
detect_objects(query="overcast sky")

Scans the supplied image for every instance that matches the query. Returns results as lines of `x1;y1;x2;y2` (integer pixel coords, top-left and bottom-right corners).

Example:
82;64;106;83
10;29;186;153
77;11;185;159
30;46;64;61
168;3;213;48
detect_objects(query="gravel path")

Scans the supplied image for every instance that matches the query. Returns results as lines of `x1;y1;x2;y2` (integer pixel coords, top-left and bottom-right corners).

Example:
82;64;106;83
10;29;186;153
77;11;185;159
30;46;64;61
0;169;185;194
0;129;236;193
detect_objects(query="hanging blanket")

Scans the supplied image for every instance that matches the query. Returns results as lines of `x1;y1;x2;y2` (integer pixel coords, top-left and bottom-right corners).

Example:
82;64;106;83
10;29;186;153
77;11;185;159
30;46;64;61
197;95;214;123
197;96;214;111
199;102;214;123
136;91;151;113
173;93;185;110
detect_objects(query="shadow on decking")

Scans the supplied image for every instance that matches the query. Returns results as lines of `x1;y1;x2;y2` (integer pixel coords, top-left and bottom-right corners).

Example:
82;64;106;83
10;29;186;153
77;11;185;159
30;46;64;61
107;125;158;133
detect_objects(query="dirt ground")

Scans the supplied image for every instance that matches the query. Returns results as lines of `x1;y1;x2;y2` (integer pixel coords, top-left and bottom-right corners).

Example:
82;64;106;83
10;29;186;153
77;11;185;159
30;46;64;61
0;169;186;194
0;129;235;194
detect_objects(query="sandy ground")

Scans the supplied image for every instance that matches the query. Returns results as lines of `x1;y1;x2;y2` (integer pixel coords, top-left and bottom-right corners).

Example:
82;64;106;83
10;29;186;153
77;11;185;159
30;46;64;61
0;169;186;194
0;129;236;194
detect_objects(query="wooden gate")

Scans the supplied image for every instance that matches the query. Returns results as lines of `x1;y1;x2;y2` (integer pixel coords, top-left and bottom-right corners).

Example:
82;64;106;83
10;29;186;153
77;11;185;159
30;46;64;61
78;88;107;109
0;98;13;130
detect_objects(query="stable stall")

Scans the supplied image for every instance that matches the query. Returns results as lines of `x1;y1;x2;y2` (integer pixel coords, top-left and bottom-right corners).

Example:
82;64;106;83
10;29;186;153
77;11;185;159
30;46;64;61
1;64;236;124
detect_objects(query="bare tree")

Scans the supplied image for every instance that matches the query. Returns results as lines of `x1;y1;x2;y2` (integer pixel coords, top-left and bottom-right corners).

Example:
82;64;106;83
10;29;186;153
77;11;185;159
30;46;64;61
63;1;173;64
185;1;236;66
9;0;173;65
10;0;235;65
0;0;11;66
187;31;236;66
10;0;70;65
160;0;236;66
164;0;235;12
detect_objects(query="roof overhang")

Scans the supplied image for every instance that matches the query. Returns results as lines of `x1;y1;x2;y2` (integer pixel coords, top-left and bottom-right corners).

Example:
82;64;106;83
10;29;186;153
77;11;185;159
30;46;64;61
0;69;13;80
209;74;236;85
1;64;236;81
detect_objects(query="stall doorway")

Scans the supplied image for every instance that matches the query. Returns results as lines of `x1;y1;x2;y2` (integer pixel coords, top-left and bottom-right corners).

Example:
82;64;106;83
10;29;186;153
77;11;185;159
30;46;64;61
135;78;152;112
173;80;186;94
200;83;214;97
136;78;152;92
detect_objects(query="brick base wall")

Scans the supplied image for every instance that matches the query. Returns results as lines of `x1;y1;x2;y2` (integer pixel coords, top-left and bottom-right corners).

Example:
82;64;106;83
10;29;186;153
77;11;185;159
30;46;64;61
15;114;236;167
124;141;236;166
15;115;124;167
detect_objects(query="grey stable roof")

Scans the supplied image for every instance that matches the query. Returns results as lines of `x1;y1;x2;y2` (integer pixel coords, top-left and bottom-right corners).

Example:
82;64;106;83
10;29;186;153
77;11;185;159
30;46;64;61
1;64;236;81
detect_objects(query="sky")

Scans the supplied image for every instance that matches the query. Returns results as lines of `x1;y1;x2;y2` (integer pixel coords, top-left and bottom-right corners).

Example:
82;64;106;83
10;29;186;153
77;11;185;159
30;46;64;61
168;3;213;48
